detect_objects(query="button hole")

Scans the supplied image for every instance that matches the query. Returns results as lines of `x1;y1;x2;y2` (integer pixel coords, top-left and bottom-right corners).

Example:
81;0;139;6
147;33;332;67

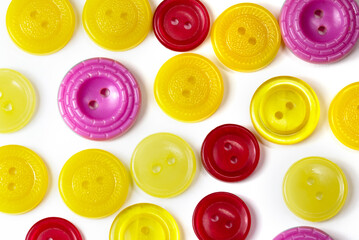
318;26;327;35
167;157;176;165
314;9;323;18
224;143;232;151
120;12;128;19
184;22;192;30
88;100;98;110
171;18;179;25
152;165;162;174
82;181;89;189
225;221;233;229
182;90;190;97
106;9;113;16
230;156;238;164
141;226;150;235
30;10;38;18
275;111;283;119
238;27;246;35
187;76;196;84
286;102;294;110
3;103;13;112
316;192;323;200
211;215;219;222
41;21;48;28
248;37;256;45
96;176;104;184
8;167;16;175
100;88;110;97
307;177;314;185
8;183;15;191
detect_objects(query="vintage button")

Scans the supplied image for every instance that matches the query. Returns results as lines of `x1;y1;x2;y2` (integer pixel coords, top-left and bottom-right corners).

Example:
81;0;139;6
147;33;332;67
83;0;152;51
280;0;359;63
250;76;320;144
110;203;180;240
131;133;196;198
58;149;129;218
154;53;223;122
274;226;333;240
6;0;75;55
193;192;251;240
201;124;260;182
58;58;141;140
211;3;281;72
0;69;36;133
153;0;210;51
329;82;359;150
283;157;348;222
0;145;48;214
26;217;82;240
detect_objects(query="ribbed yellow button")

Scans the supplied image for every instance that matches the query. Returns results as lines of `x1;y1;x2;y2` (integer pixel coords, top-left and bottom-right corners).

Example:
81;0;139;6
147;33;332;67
283;157;348;222
250;76;320;144
329;82;359;150
59;149;129;218
83;0;152;51
154;53;223;122
211;3;281;72
0;145;48;214
6;0;75;55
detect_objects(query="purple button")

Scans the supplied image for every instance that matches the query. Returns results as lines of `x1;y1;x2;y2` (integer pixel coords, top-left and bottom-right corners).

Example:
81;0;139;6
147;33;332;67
58;58;141;140
280;0;359;63
274;226;333;240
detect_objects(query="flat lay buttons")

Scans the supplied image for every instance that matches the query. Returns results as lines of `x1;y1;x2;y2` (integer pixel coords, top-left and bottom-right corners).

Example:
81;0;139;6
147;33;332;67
280;0;359;63
58;149;129;218
211;3;281;72
6;0;75;55
283;157;348;222
58;57;141;140
153;0;210;51
250;76;320;144
131;133;196;198
0;69;36;133
0;145;48;214
110;203;180;240
154;53;223;122
193;192;251;240
274;226;333;240
83;0;152;51
201;124;260;182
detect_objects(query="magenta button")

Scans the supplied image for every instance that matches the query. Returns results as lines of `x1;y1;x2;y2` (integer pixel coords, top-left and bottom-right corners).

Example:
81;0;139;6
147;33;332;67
274;226;333;240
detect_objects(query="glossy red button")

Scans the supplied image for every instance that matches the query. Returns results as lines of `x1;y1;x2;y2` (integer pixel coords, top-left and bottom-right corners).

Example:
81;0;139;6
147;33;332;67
193;192;251;240
201;124;260;182
153;0;210;51
25;217;82;240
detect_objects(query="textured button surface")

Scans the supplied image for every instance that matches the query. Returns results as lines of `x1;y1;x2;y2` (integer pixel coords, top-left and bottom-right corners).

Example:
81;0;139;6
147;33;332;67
274;226;333;240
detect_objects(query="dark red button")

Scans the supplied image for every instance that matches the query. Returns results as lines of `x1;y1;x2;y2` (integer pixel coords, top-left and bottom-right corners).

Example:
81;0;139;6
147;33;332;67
153;0;210;52
201;124;260;182
26;217;82;240
193;192;251;240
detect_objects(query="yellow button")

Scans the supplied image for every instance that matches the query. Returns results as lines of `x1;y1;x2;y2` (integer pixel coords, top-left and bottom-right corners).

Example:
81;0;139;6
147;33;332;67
0;145;48;214
6;0;75;55
0;69;36;133
250;76;320;144
131;133;196;198
59;149;129;218
283;157;347;222
110;203;180;240
329;82;359;150
154;53;223;122
211;3;281;72
83;0;152;51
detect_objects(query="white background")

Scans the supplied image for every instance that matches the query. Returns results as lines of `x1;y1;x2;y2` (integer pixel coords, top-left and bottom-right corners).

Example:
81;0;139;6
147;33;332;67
1;0;359;239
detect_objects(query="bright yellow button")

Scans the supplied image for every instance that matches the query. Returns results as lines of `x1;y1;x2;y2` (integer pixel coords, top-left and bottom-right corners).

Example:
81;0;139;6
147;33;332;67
283;157;347;222
329;82;359;150
0;145;48;214
83;0;152;51
59;149;129;218
211;3;281;72
110;203;180;240
6;0;75;55
0;69;36;133
154;53;223;122
250;76;320;144
131;133;196;198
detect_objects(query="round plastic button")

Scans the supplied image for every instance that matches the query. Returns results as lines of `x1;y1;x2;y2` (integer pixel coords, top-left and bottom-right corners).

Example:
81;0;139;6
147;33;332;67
59;149;129;218
274;226;333;240
6;0;75;55
201;124;260;182
280;0;359;63
83;0;152;51
154;53;223;122
211;3;281;72
131;133;196;198
0;145;48;214
153;0;210;51
283;157;348;222
193;192;251;240
58;58;141;140
250;76;320;145
329;82;359;150
26;217;82;240
110;203;180;240
0;69;36;133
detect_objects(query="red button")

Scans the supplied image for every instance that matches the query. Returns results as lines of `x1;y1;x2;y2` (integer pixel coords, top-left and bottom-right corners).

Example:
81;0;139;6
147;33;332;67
153;0;210;51
193;192;251;240
26;217;82;240
201;124;260;182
